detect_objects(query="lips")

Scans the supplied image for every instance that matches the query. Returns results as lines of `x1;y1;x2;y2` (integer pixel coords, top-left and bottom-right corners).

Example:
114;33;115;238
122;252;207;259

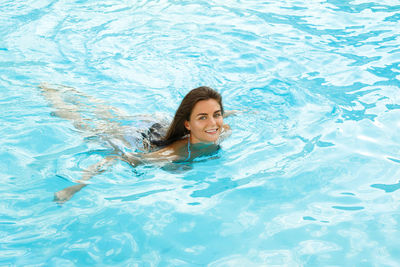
205;128;219;134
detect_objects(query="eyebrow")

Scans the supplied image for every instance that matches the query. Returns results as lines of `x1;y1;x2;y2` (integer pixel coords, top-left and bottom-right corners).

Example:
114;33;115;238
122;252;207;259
195;110;222;117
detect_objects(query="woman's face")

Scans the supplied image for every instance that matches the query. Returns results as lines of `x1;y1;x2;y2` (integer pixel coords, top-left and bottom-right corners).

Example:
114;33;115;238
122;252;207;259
184;99;223;144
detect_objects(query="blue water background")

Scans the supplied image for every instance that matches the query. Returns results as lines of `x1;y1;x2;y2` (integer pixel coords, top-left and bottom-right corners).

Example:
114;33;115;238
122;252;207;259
1;0;400;266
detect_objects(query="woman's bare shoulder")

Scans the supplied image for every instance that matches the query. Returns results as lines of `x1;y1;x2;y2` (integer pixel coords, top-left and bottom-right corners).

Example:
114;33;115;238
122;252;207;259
141;138;187;161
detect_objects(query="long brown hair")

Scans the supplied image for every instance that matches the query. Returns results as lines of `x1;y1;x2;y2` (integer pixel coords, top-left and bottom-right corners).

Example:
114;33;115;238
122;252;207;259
156;86;224;146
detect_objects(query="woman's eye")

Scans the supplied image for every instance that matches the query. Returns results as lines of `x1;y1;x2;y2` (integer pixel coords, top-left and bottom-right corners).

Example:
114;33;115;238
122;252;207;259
199;116;207;120
214;113;221;118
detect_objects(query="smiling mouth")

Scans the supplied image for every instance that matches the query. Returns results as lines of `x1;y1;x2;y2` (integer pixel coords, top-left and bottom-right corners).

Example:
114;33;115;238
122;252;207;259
205;128;219;134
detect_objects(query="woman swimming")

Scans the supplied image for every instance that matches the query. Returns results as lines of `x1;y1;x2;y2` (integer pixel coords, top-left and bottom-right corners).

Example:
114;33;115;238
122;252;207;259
40;84;234;203
119;86;232;166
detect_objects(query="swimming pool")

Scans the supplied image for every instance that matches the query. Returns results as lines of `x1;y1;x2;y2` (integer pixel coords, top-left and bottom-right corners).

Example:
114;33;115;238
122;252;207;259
1;0;400;265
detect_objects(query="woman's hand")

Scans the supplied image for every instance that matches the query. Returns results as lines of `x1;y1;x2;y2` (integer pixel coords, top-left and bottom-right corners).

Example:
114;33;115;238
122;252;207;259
54;184;87;204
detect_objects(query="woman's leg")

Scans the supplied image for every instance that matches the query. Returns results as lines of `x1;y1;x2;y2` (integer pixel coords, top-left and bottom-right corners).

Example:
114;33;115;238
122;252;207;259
40;83;90;130
40;84;131;203
40;83;129;133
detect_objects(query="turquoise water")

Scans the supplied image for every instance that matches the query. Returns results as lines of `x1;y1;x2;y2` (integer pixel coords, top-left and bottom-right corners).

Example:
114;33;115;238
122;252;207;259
1;0;400;265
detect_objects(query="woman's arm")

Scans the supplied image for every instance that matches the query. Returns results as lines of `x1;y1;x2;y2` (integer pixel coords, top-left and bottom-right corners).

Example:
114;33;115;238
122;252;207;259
223;110;239;118
54;156;118;204
121;139;185;166
123;148;179;166
53;148;170;203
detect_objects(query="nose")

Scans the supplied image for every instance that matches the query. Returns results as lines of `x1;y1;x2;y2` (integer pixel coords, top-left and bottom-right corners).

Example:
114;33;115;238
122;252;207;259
208;116;216;126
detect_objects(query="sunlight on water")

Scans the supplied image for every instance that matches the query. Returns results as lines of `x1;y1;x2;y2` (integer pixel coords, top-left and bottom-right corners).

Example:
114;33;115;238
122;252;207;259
1;0;400;265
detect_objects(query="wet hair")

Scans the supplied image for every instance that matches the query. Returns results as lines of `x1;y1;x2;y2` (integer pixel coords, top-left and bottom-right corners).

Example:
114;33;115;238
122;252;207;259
152;86;224;147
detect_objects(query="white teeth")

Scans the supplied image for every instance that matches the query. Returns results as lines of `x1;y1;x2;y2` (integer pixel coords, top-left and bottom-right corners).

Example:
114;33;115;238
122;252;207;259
206;129;218;133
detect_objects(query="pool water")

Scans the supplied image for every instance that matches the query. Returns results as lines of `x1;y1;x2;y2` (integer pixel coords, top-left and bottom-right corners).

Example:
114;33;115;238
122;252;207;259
1;0;400;266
